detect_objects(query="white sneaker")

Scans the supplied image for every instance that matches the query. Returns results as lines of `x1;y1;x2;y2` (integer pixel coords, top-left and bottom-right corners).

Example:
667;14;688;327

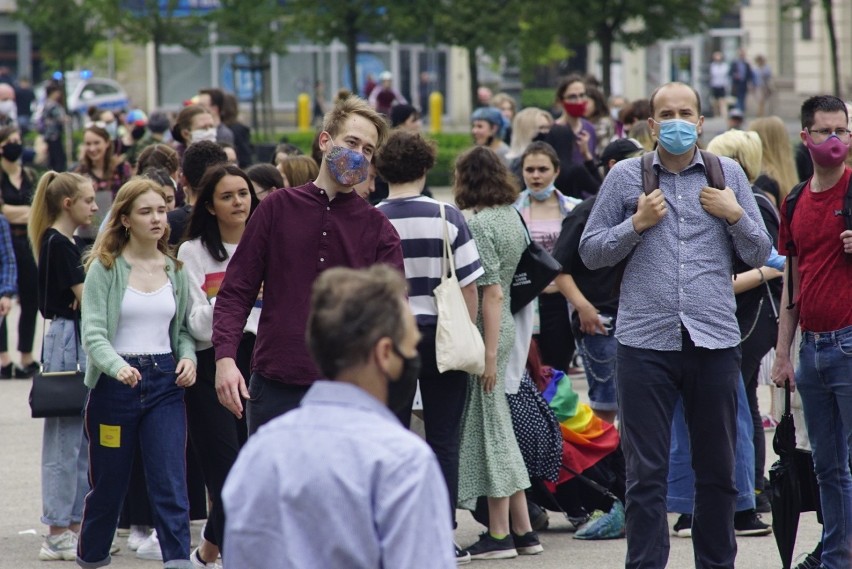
136;530;162;561
128;526;150;551
190;547;223;568
38;530;78;561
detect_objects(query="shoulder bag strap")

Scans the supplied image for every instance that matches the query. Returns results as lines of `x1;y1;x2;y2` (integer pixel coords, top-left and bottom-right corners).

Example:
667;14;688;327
439;203;457;281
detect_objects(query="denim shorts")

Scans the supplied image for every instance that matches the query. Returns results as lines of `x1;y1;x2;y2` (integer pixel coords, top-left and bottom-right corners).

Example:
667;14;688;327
576;316;618;411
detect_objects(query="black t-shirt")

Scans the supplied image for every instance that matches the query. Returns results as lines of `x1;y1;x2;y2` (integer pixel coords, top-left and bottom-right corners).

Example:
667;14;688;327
551;196;623;316
167;204;193;245
38;228;85;320
0;168;34;217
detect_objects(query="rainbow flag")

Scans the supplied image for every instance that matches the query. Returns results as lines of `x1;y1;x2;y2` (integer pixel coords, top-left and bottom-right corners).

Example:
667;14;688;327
540;370;620;487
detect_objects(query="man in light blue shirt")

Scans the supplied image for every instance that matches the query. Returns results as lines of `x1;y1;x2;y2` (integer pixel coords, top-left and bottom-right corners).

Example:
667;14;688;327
580;82;771;569
222;265;455;569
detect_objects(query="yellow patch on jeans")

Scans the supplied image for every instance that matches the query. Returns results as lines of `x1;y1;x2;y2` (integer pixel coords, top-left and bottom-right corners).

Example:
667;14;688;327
100;425;120;448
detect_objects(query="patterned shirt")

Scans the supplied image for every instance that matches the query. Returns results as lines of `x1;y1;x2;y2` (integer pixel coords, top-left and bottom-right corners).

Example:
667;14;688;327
377;196;483;326
579;150;771;351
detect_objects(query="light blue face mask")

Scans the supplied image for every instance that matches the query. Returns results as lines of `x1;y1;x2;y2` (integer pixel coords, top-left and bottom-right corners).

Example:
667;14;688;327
528;183;556;201
655;118;698;155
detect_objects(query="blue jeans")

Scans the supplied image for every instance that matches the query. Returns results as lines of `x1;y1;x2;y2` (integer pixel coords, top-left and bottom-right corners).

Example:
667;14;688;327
41;318;89;527
797;325;852;569
577;316;618;412
667;374;755;513
77;354;192;569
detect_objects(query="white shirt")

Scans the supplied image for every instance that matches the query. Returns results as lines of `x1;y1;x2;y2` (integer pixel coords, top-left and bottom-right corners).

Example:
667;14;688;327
112;282;174;354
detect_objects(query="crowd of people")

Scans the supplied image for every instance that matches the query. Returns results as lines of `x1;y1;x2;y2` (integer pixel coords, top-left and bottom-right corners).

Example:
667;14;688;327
0;67;848;569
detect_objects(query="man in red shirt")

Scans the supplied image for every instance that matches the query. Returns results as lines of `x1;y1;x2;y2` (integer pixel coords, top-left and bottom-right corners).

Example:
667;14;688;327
212;96;404;434
773;95;852;569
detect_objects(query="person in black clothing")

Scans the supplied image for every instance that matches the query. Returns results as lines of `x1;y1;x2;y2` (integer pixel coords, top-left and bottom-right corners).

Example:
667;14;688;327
222;93;252;168
550;138;643;423
0;126;39;378
14;77;35;136
167;141;228;246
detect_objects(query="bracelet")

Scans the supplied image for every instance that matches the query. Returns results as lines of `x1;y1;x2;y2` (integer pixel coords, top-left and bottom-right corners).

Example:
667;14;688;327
757;267;765;283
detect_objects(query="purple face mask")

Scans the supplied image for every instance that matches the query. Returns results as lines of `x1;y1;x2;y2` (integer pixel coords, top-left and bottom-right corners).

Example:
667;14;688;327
805;131;850;168
325;140;369;186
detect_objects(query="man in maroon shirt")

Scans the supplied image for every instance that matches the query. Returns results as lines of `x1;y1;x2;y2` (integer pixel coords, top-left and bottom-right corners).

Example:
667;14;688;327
212;95;403;434
772;95;852;569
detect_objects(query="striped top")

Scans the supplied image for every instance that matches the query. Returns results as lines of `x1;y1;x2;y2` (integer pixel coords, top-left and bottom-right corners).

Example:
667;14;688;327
377;196;484;326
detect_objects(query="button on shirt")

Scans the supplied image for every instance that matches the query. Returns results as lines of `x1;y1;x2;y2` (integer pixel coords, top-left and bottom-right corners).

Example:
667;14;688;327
222;381;455;569
579;151;771;351
212;182;404;384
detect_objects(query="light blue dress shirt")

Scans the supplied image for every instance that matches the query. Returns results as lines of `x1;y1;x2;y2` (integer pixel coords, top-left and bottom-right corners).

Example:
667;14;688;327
222;380;455;569
579;150;771;351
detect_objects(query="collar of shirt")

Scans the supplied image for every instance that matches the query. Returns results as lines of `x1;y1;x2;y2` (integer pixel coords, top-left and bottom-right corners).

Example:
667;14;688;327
515;189;579;221
652;146;706;177
305;181;360;205
302;380;397;423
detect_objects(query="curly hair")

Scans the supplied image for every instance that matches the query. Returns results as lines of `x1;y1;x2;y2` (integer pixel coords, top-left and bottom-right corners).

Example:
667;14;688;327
453;146;519;210
374;131;436;184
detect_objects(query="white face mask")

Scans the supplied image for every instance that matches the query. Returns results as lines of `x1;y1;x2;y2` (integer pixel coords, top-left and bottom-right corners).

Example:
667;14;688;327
0;100;16;118
190;127;217;144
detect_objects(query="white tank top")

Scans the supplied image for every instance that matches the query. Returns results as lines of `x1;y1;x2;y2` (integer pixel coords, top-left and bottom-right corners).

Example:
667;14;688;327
112;282;175;355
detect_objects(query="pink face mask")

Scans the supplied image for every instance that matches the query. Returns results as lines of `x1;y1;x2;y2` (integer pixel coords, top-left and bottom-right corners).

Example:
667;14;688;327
805;131;850;168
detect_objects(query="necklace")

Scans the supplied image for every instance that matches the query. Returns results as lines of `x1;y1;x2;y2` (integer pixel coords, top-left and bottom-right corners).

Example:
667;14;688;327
129;257;163;276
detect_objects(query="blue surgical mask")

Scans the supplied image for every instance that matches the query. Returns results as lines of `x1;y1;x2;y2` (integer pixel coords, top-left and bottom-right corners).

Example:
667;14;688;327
325;141;369;186
528;183;556;201
655;119;698;155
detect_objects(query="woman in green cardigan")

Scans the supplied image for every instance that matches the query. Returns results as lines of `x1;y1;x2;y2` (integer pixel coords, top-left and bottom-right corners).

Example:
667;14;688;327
78;178;197;569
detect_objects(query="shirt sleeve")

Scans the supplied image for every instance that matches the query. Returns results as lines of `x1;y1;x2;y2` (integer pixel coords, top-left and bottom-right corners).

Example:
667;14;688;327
0;218;16;297
177;241;214;344
374;215;405;274
578;161;643;269
448;206;484;287
212;202;270;361
377;450;454;569
722;159;772;268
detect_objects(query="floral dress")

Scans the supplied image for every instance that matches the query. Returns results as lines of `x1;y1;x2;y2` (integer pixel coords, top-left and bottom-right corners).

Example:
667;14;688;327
457;204;531;509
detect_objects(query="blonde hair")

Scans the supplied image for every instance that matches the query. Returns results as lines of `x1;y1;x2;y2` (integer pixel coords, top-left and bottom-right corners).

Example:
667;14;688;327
706;129;763;184
322;95;389;150
629;121;655;151
28;171;91;259
749;116;798;199
508;107;551;158
279;155;320;188
84;178;180;271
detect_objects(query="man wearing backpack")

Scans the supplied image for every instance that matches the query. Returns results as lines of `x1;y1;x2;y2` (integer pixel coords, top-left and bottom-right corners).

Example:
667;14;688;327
579;82;771;569
772;95;852;569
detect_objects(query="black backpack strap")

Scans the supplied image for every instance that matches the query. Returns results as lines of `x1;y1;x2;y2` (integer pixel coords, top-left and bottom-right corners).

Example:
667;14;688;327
782;181;808;309
698;150;726;189
640;152;657;196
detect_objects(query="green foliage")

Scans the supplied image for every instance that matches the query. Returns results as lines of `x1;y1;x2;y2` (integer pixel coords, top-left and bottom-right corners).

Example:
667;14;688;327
92;0;208;51
88;39;135;77
520;88;557;110
13;0;103;71
270;131;472;186
212;0;289;57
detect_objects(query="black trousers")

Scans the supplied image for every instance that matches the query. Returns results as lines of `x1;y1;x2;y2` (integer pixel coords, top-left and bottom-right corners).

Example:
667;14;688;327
536;292;575;371
1;232;38;354
617;330;740;569
46;138;67;173
247;374;310;436
184;333;254;550
739;299;778;493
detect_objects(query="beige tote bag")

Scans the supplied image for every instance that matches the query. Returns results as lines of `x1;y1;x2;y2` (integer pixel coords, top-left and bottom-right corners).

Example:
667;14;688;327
434;203;485;375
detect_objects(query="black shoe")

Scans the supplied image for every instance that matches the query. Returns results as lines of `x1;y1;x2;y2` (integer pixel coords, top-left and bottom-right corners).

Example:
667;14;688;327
672;514;692;538
754;489;771;513
14;362;38;378
511;531;543;555
463;533;517;560
454;542;471;565
0;363;11;379
792;553;821;569
529;502;550;532
734;510;772;536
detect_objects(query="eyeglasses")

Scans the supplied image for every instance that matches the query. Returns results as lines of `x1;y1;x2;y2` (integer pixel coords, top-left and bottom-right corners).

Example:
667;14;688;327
808;127;852;138
562;93;587;102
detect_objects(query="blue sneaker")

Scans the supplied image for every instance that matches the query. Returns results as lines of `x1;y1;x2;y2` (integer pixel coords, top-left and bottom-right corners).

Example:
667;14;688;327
574;501;626;540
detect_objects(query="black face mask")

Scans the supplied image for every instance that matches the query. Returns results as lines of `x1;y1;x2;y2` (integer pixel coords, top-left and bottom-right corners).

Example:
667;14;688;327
391;344;421;386
2;142;22;162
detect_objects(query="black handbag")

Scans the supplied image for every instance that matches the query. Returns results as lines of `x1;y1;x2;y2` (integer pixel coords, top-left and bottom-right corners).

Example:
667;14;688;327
29;234;89;418
510;210;562;314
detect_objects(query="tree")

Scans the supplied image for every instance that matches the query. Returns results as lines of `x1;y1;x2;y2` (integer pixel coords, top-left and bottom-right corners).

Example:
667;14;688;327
91;0;209;106
13;0;103;78
286;0;398;93
431;0;522;111
211;0;290;137
820;0;840;97
526;0;739;96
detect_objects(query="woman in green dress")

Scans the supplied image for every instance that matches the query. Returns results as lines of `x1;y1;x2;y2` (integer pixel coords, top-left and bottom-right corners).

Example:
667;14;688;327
454;146;543;560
